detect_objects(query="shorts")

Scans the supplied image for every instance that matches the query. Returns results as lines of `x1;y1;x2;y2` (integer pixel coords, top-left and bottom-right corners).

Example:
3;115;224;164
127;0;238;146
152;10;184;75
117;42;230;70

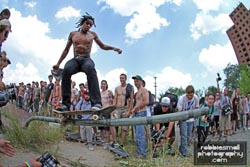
219;115;230;131
111;107;128;131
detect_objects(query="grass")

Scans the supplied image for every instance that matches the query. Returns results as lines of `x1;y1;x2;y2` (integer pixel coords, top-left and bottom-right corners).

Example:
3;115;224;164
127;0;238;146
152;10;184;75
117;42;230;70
1;106;64;153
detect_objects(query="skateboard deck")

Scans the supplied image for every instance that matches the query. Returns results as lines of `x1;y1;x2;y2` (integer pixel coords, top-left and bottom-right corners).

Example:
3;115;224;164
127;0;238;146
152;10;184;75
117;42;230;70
53;105;116;120
109;145;129;158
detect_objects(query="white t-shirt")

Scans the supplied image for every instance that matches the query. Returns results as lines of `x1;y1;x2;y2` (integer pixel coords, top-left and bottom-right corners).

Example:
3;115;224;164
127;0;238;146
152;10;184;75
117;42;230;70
177;94;199;122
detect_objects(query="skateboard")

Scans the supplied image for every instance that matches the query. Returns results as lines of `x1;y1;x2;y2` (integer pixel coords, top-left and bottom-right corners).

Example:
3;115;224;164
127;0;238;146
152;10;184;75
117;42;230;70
53;105;116;121
109;145;129;158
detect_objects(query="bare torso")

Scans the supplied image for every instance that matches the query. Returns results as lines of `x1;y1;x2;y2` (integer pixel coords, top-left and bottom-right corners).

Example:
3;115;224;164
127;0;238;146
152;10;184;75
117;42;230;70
101;90;110;108
70;30;96;57
114;85;126;107
135;87;148;111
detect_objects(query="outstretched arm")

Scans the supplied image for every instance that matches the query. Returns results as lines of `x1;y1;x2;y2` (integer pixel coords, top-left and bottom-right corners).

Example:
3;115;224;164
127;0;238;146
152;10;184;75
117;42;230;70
93;32;122;54
53;32;73;70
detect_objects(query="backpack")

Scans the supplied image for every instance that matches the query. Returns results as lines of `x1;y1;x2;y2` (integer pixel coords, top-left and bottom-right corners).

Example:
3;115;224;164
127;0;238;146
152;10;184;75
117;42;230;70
125;83;133;106
148;90;154;106
163;92;178;109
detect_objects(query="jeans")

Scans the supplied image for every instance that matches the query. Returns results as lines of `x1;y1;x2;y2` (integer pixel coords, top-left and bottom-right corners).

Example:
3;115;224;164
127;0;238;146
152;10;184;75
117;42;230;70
134;111;147;156
197;126;209;149
80;126;93;143
62;56;102;108
179;121;194;156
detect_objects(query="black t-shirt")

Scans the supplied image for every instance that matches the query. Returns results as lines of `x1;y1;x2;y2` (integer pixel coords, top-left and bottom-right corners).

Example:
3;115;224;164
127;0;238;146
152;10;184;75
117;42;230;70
154;104;175;129
45;82;54;102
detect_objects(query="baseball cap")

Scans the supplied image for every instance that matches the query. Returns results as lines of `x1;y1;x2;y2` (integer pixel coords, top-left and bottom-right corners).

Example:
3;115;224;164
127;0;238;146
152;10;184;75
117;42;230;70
160;97;170;107
0;19;11;27
132;75;143;80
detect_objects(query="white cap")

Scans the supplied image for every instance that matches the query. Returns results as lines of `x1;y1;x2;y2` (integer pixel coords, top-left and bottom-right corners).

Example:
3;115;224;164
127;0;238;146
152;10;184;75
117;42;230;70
160;97;170;106
0;19;11;27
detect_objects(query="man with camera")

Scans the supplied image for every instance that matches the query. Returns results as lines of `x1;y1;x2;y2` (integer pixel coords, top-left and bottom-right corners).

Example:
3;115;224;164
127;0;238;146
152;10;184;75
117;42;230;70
153;97;176;155
216;75;232;140
197;93;215;149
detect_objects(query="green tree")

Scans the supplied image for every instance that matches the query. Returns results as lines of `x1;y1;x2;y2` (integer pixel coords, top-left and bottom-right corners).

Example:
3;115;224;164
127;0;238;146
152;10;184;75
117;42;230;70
158;87;185;101
195;88;203;98
238;65;250;94
223;63;240;91
207;86;217;95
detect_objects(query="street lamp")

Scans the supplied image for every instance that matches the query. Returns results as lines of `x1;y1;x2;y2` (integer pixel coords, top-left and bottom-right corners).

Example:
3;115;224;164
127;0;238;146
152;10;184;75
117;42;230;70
154;76;157;99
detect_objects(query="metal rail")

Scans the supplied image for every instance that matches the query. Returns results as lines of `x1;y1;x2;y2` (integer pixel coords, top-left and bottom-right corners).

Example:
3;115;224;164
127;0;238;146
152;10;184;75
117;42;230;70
24;107;209;127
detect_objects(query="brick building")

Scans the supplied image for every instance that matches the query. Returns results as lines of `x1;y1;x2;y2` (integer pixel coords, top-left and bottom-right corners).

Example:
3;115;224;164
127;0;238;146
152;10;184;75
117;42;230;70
227;2;250;65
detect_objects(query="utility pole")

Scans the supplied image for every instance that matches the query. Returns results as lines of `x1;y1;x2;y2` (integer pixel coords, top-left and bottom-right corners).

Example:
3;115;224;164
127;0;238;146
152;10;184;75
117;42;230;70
154;76;157;100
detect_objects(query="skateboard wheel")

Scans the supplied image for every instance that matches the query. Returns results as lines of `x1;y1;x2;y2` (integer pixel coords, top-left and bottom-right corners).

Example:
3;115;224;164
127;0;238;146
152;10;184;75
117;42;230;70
92;115;99;120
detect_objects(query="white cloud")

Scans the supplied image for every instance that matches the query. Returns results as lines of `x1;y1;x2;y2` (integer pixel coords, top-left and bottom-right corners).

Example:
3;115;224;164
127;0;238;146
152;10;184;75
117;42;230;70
4;62;43;84
139;67;192;96
190;0;233;40
193;0;224;13
125;5;169;39
7;9;67;64
190;12;232;40
97;0;177;40
55;6;81;21
24;1;37;8
71;68;127;92
3;8;76;85
199;42;237;71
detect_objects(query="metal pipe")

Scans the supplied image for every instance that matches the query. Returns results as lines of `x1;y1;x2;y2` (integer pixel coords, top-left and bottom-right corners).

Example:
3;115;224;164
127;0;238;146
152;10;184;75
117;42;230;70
24;116;61;127
24;107;209;127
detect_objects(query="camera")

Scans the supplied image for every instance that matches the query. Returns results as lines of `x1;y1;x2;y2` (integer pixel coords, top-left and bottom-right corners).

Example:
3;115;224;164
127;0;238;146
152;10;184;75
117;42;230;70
206;116;211;123
217;73;222;81
37;152;60;167
222;104;231;116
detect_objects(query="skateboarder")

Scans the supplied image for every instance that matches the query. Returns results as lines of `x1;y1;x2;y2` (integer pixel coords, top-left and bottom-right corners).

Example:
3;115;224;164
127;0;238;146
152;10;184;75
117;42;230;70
53;13;122;111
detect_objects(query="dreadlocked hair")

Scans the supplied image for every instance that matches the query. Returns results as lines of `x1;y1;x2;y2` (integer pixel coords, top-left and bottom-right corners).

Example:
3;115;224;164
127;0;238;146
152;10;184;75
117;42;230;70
76;12;96;29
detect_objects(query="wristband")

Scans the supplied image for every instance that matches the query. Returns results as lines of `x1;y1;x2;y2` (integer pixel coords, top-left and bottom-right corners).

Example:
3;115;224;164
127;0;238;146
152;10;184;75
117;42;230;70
24;161;32;167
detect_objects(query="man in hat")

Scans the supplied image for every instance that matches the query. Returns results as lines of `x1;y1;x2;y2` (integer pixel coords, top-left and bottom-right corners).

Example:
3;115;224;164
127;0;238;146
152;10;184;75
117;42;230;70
131;75;149;158
153;97;176;155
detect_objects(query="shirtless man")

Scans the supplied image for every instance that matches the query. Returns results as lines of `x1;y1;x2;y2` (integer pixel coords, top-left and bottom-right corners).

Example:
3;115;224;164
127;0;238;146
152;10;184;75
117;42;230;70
53;14;122;111
131;75;149;158
110;73;134;148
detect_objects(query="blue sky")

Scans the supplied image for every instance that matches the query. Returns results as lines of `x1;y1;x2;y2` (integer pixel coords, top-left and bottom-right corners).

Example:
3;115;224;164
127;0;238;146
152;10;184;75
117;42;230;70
2;0;250;97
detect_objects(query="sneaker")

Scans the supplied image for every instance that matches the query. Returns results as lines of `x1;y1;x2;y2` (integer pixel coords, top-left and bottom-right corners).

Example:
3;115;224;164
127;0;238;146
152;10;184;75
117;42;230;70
87;143;94;151
91;104;102;111
109;143;122;151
